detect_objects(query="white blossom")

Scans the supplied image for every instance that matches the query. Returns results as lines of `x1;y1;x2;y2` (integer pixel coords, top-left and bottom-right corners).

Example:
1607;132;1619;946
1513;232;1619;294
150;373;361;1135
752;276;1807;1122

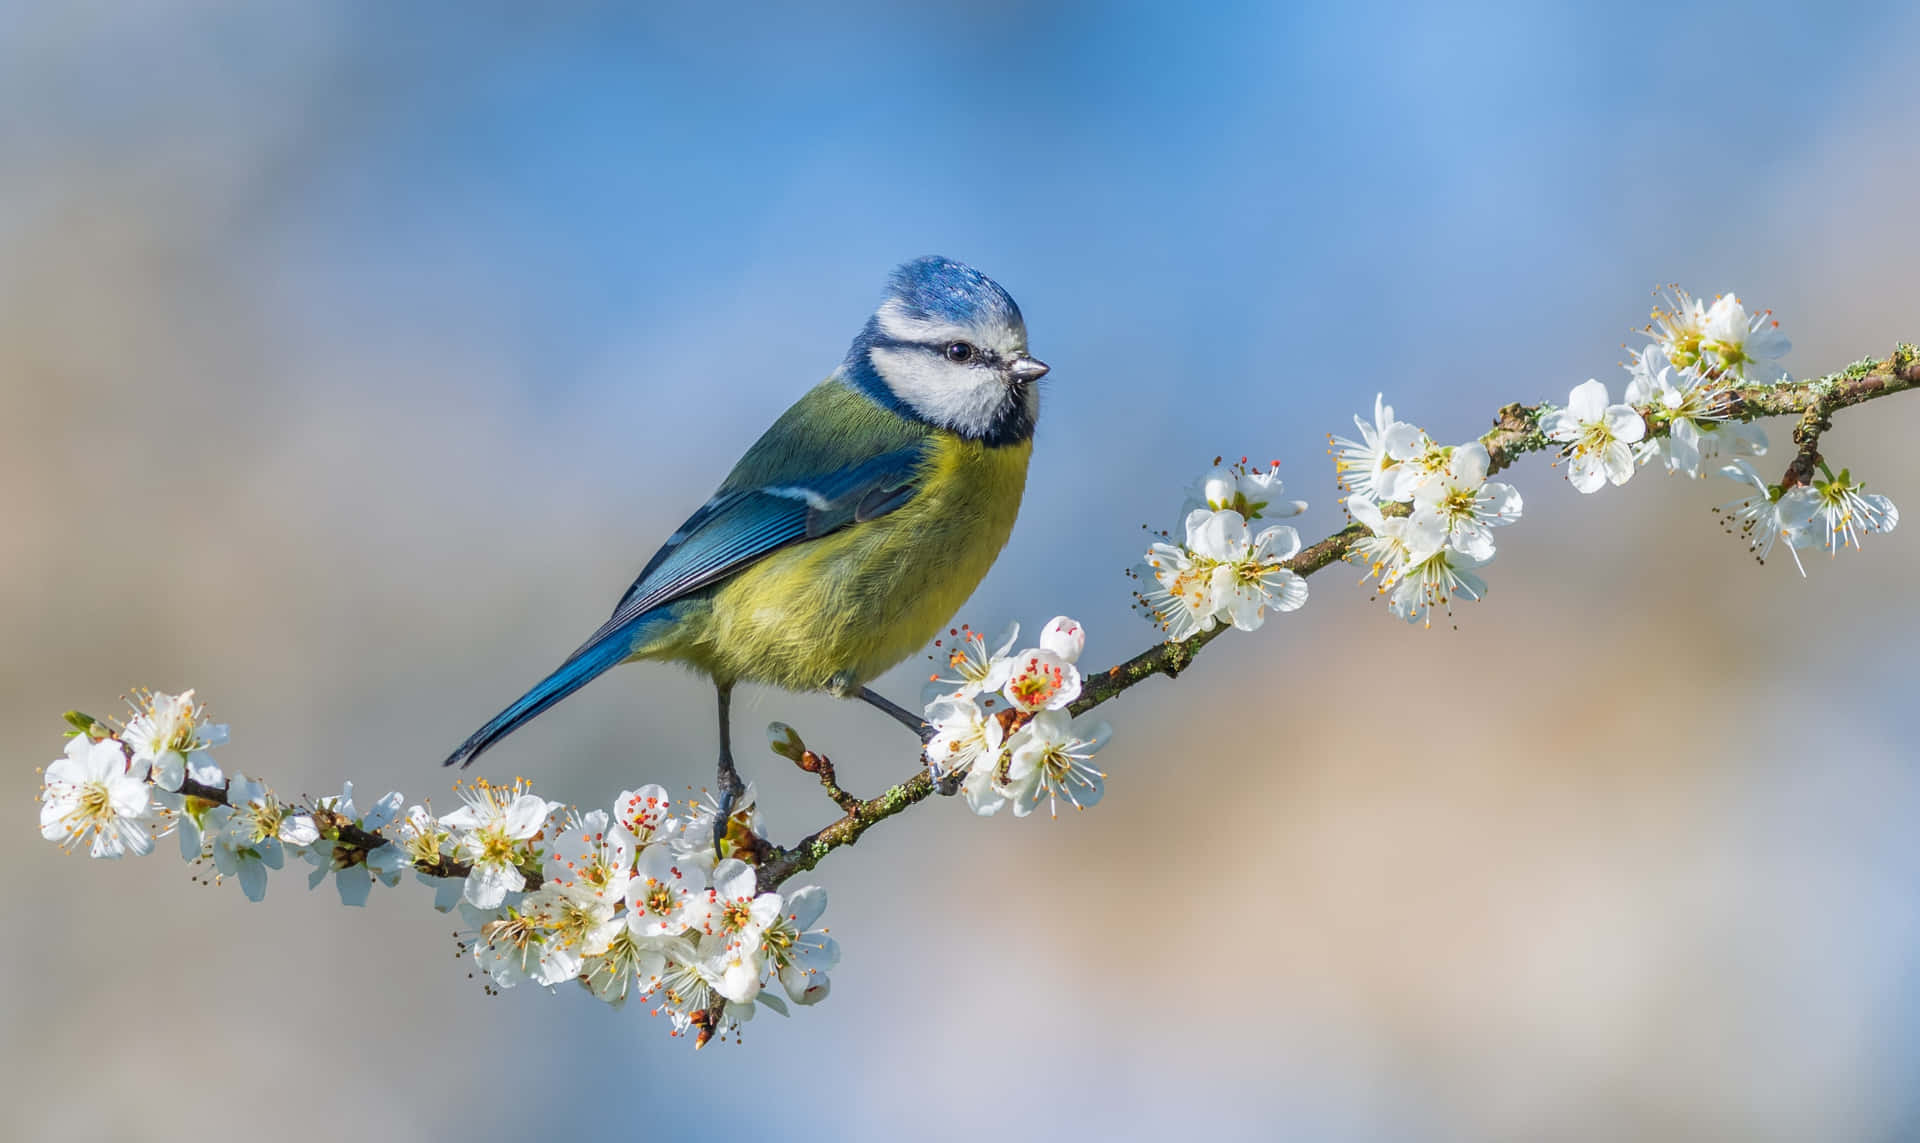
470;899;557;991
920;622;1019;706
37;693;841;1040
1626;339;1770;473
999;650;1080;713
1714;459;1818;573
625;844;715;939
582;929;668;1008
1410;441;1522;559
612;784;681;850
1541;379;1646;493
1205;512;1308;630
301;780;402;906
759;885;838;1005
1184;460;1305;520
1136;533;1222;641
543;809;635;906
40;736;154;858
1700;293;1791;382
960;747;1010;816
441;778;562;909
998;622;1084;713
1332;394;1424;500
522;883;623;987
923;696;1004;782
1802;467;1898;556
1001;709;1112;818
1388;543;1489;627
1392;433;1454;499
173;795;227;863
1139;508;1308;640
653;938;752;1038
704;858;783;1002
1643;285;1711;371
1348;494;1447;592
210;774;317;901
315;780;401;833
395;805;462;911
123;689;227;794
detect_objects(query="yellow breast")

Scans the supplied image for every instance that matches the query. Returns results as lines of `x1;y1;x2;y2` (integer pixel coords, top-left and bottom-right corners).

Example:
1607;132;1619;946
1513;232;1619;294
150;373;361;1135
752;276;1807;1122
664;433;1031;693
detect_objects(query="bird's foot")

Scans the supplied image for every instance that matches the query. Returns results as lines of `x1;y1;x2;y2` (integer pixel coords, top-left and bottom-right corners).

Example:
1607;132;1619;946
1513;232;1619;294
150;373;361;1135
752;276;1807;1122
712;753;747;862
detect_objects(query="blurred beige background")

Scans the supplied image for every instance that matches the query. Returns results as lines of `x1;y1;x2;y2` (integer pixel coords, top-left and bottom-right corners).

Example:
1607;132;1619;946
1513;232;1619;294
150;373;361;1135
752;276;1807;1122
6;3;1920;1141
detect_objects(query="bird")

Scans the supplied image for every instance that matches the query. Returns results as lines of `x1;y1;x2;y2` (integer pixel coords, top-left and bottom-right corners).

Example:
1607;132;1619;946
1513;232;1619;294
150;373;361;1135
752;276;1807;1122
441;256;1048;827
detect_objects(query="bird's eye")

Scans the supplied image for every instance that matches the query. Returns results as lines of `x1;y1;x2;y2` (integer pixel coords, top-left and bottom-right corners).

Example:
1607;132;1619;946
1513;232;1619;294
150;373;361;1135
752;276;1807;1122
944;341;976;364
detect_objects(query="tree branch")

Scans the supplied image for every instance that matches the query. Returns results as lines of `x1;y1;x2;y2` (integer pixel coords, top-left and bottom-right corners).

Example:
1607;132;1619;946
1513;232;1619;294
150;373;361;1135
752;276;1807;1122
75;345;1920;894
165;764;535;888
754;342;1920;888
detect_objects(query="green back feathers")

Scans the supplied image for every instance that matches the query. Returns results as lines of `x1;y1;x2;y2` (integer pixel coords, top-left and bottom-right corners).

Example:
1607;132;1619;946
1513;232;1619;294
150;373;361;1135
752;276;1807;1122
719;379;931;493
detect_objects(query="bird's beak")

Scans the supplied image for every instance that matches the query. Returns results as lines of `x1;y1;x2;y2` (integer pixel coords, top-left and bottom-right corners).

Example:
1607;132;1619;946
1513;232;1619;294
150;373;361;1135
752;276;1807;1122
1008;355;1050;383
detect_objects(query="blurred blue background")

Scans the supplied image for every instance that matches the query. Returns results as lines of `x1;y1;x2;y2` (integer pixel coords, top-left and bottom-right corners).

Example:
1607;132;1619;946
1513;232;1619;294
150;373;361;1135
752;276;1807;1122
7;2;1920;1140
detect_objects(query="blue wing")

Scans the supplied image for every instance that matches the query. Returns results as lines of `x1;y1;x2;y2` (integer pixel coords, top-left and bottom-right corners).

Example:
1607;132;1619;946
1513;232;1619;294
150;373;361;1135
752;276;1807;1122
582;442;928;652
442;441;927;769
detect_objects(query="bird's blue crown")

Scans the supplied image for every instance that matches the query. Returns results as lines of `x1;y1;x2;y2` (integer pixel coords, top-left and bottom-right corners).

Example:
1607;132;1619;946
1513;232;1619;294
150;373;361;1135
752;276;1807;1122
838;256;1040;446
881;255;1024;333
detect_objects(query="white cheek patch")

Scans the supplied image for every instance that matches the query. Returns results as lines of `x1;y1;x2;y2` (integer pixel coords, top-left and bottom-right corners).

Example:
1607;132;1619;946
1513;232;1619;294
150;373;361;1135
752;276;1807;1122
868;345;1012;438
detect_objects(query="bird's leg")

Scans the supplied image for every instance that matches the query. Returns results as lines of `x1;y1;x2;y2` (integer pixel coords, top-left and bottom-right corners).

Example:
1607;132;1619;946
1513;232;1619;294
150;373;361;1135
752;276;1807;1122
856;686;965;795
856;687;934;743
713;681;744;860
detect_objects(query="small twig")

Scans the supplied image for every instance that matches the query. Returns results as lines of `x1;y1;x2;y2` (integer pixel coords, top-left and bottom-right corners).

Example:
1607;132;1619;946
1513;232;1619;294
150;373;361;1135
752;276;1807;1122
1781;400;1832;490
796;749;863;813
766;721;862;814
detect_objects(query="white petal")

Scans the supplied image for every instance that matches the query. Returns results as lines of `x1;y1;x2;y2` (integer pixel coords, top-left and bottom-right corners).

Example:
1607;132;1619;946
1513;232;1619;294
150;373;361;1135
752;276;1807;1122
1481;481;1522;520
1865;494;1899;534
1263;569;1309;612
1567;378;1610;421
437;806;485;830
1567;452;1607;494
712;858;756;901
784;885;829;931
1451;442;1490;485
150;754;185;793
1037;616;1086;664
335;866;374;907
279;814;320;847
1187;508;1249;559
1347;494;1385;530
1603;404;1647;444
1251;524;1301;563
502;794;556;839
1602;442;1637;487
362;791;403;831
1381;422;1425;462
463;861;522;909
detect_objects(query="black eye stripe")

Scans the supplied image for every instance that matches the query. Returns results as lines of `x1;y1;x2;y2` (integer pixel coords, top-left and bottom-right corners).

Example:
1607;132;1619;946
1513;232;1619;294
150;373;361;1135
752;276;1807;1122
867;334;1007;366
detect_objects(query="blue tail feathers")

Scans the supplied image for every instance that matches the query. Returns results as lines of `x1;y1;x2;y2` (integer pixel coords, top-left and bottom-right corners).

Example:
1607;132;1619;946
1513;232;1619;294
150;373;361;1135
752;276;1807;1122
442;613;658;769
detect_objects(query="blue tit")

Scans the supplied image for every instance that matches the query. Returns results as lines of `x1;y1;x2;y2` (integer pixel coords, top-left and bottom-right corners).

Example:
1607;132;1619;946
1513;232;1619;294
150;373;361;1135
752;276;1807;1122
442;255;1049;813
